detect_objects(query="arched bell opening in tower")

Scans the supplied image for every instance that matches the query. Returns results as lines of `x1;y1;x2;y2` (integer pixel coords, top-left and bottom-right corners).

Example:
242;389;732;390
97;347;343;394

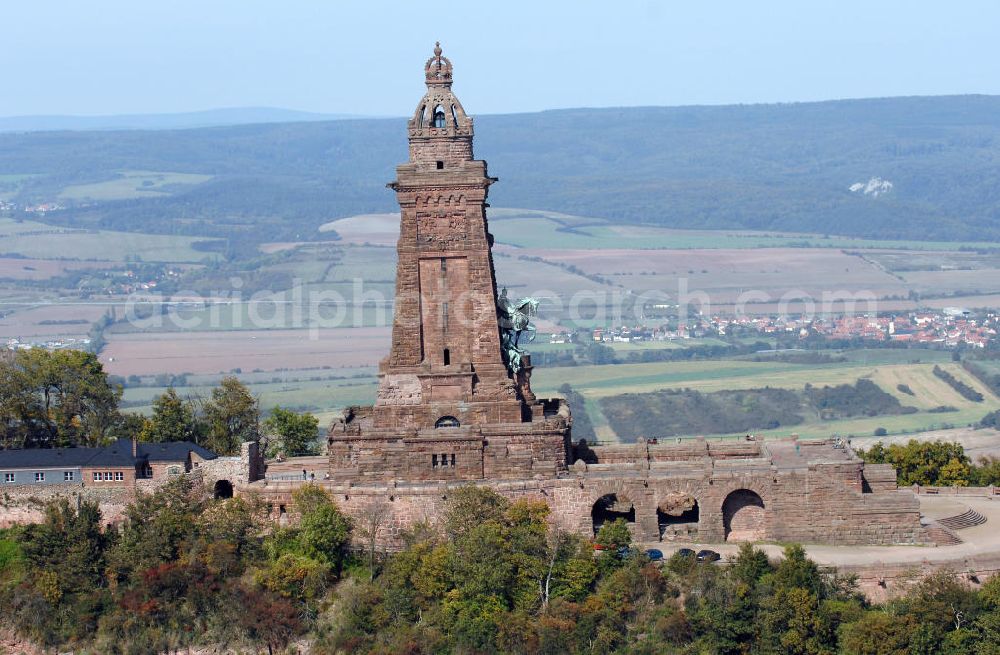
433;105;447;128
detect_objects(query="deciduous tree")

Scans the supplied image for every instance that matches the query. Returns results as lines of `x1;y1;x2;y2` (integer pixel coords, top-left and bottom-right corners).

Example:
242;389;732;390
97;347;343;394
140;386;200;443
262;405;318;457
200;376;259;455
0;349;122;448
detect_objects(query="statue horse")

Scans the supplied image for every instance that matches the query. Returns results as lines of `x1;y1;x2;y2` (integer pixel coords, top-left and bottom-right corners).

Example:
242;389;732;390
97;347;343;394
497;288;539;374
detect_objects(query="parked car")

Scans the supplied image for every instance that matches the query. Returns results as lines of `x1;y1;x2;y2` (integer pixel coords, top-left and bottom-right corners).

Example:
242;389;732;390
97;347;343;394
592;542;606;551
675;548;696;559
645;548;664;561
696;549;721;563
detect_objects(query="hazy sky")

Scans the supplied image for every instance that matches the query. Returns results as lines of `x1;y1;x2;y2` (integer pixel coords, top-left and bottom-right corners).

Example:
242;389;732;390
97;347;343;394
4;0;999;117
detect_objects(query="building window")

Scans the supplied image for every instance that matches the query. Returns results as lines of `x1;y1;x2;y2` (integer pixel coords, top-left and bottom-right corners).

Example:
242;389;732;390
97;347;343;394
433;106;446;128
34;472;44;482
3;473;14;483
64;471;74;482
93;472;101;482
115;471;124;481
436;160;444;170
442;304;449;332
103;472;112;481
450;454;456;467
443;347;450;365
435;415;460;428
167;465;182;476
431;454;438;468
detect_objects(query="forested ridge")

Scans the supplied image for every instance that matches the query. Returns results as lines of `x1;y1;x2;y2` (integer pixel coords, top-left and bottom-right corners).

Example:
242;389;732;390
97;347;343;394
5;484;1000;654
3;352;1000;651
3;95;1000;251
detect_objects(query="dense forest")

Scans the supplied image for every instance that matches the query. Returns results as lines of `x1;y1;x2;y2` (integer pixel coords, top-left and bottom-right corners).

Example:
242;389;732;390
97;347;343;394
600;379;920;440
5;483;1000;654
3;95;1000;250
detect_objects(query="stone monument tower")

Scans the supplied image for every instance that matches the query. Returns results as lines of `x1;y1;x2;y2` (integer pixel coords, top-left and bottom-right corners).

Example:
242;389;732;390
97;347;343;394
327;44;571;482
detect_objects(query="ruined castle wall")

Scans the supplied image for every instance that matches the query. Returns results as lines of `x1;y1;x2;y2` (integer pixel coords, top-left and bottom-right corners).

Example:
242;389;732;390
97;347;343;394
249;461;924;550
0;483;138;527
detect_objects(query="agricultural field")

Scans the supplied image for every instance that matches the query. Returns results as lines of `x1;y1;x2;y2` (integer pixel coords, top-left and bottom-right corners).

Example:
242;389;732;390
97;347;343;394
0;302;114;340
525;247;907;303
1;207;998;440
116;345;999;446
532;355;1000;443
57;170;213;201
900;269;1000;296
858;250;1000;273
100;327;391;376
318;213;398;247
320;209;1000;315
0;218;216;262
122;374;378;418
0;257;116;281
324;209;1000;252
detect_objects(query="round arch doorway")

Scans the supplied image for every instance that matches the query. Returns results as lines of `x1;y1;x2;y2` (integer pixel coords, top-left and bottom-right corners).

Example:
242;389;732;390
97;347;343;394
213;479;234;500
591;493;636;535
722;489;766;542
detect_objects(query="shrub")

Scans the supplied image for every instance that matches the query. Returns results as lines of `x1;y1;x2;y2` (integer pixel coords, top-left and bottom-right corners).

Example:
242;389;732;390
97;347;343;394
933;365;984;402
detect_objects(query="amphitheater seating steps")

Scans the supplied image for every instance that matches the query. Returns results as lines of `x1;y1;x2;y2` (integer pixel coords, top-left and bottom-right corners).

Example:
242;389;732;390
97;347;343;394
938;509;987;531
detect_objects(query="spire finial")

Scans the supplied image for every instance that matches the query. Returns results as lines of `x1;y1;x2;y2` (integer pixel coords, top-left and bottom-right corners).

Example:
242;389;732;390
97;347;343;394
424;41;453;86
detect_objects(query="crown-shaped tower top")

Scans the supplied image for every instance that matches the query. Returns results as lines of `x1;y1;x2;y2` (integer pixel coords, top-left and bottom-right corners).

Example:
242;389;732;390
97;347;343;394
408;43;473;155
425;41;453;87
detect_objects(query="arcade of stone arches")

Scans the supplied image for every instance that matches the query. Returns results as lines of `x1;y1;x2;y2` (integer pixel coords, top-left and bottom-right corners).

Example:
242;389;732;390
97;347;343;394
590;488;767;543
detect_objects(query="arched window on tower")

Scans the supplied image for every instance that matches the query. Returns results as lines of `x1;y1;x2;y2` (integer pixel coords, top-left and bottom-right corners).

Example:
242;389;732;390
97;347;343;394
435;416;460;428
433;105;447;128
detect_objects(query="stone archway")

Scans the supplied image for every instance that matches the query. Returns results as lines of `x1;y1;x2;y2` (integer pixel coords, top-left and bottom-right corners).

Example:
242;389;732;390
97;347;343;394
657;492;700;541
722;489;766;542
213;479;234;500
591;493;635;535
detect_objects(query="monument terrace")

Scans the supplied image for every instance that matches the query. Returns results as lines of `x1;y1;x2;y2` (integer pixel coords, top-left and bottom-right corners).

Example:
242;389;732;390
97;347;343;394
245;45;926;549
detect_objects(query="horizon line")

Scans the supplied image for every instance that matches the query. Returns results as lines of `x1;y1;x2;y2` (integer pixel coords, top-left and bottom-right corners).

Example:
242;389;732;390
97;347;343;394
2;92;998;124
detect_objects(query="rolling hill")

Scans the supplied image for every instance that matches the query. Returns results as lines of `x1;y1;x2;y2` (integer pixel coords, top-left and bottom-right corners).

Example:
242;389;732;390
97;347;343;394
1;95;999;255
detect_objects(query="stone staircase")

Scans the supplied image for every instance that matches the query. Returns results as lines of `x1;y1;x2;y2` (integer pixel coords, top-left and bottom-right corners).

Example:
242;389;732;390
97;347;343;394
923;507;987;546
925;525;963;546
938;508;987;531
